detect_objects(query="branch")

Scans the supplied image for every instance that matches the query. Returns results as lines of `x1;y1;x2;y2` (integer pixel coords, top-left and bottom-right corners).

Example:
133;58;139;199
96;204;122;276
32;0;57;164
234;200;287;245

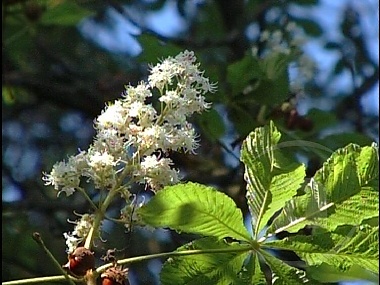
32;233;76;285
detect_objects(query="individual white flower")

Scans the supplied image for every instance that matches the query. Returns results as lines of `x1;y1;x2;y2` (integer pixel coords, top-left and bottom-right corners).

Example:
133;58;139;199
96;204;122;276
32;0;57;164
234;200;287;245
93;128;128;159
137;125;167;155
123;81;152;103
69;150;89;173
88;151;116;169
136;155;179;191
159;90;181;108
148;58;176;91
87;150;117;188
166;123;200;153
127;101;157;128
42;159;80;196
96;100;128;132
175;49;197;64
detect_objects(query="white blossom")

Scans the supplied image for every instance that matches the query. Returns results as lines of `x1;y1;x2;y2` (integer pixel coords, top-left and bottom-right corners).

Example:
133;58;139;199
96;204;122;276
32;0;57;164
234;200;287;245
63;214;95;253
96;100;128;132
136;155;179;191
44;50;216;244
43;160;80;196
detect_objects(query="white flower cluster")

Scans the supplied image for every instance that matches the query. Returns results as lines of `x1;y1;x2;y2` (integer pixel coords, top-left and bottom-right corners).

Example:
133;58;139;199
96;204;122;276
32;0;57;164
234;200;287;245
43;51;216;244
43;50;215;195
253;22;316;96
63;214;95;253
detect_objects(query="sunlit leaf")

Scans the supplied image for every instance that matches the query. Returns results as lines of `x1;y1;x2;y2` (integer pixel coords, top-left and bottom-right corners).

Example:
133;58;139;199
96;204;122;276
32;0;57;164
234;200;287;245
266;225;379;278
160;237;250;285
137;34;183;63
260;250;315;284
268;143;379;234
241;121;305;239
137;182;251;241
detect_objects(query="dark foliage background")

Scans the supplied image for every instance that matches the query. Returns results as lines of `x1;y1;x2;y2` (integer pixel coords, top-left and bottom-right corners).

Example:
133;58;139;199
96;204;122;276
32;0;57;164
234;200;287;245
2;0;378;284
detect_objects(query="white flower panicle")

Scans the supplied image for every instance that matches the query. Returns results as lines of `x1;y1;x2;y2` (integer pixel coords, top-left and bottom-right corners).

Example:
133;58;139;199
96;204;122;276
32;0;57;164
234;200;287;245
43;50;215;194
43;50;215;245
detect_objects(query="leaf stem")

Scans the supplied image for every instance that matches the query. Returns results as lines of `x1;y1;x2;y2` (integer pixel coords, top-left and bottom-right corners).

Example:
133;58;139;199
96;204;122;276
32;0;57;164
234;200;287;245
95;245;253;276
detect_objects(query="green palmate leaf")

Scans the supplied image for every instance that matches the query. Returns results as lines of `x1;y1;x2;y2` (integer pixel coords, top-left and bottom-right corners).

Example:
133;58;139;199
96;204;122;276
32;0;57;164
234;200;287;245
137;182;251;241
259;250;315;284
265;164;306;224
266;225;379;281
268;143;379;234
160;237;250;285
241;121;305;239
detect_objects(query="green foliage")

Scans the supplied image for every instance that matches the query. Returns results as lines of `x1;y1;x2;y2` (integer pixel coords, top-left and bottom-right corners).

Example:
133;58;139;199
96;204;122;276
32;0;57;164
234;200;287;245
137;34;183;63
40;2;95;26
240;121;306;239
307;262;379;283
198;108;226;142
268;142;379;233
227;52;293;105
138;121;379;284
138;182;251;242
292;18;323;37
160;237;249;285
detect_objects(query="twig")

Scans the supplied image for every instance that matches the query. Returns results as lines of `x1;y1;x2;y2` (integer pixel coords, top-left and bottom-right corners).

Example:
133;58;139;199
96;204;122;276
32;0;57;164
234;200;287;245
31;232;77;285
2;275;75;285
